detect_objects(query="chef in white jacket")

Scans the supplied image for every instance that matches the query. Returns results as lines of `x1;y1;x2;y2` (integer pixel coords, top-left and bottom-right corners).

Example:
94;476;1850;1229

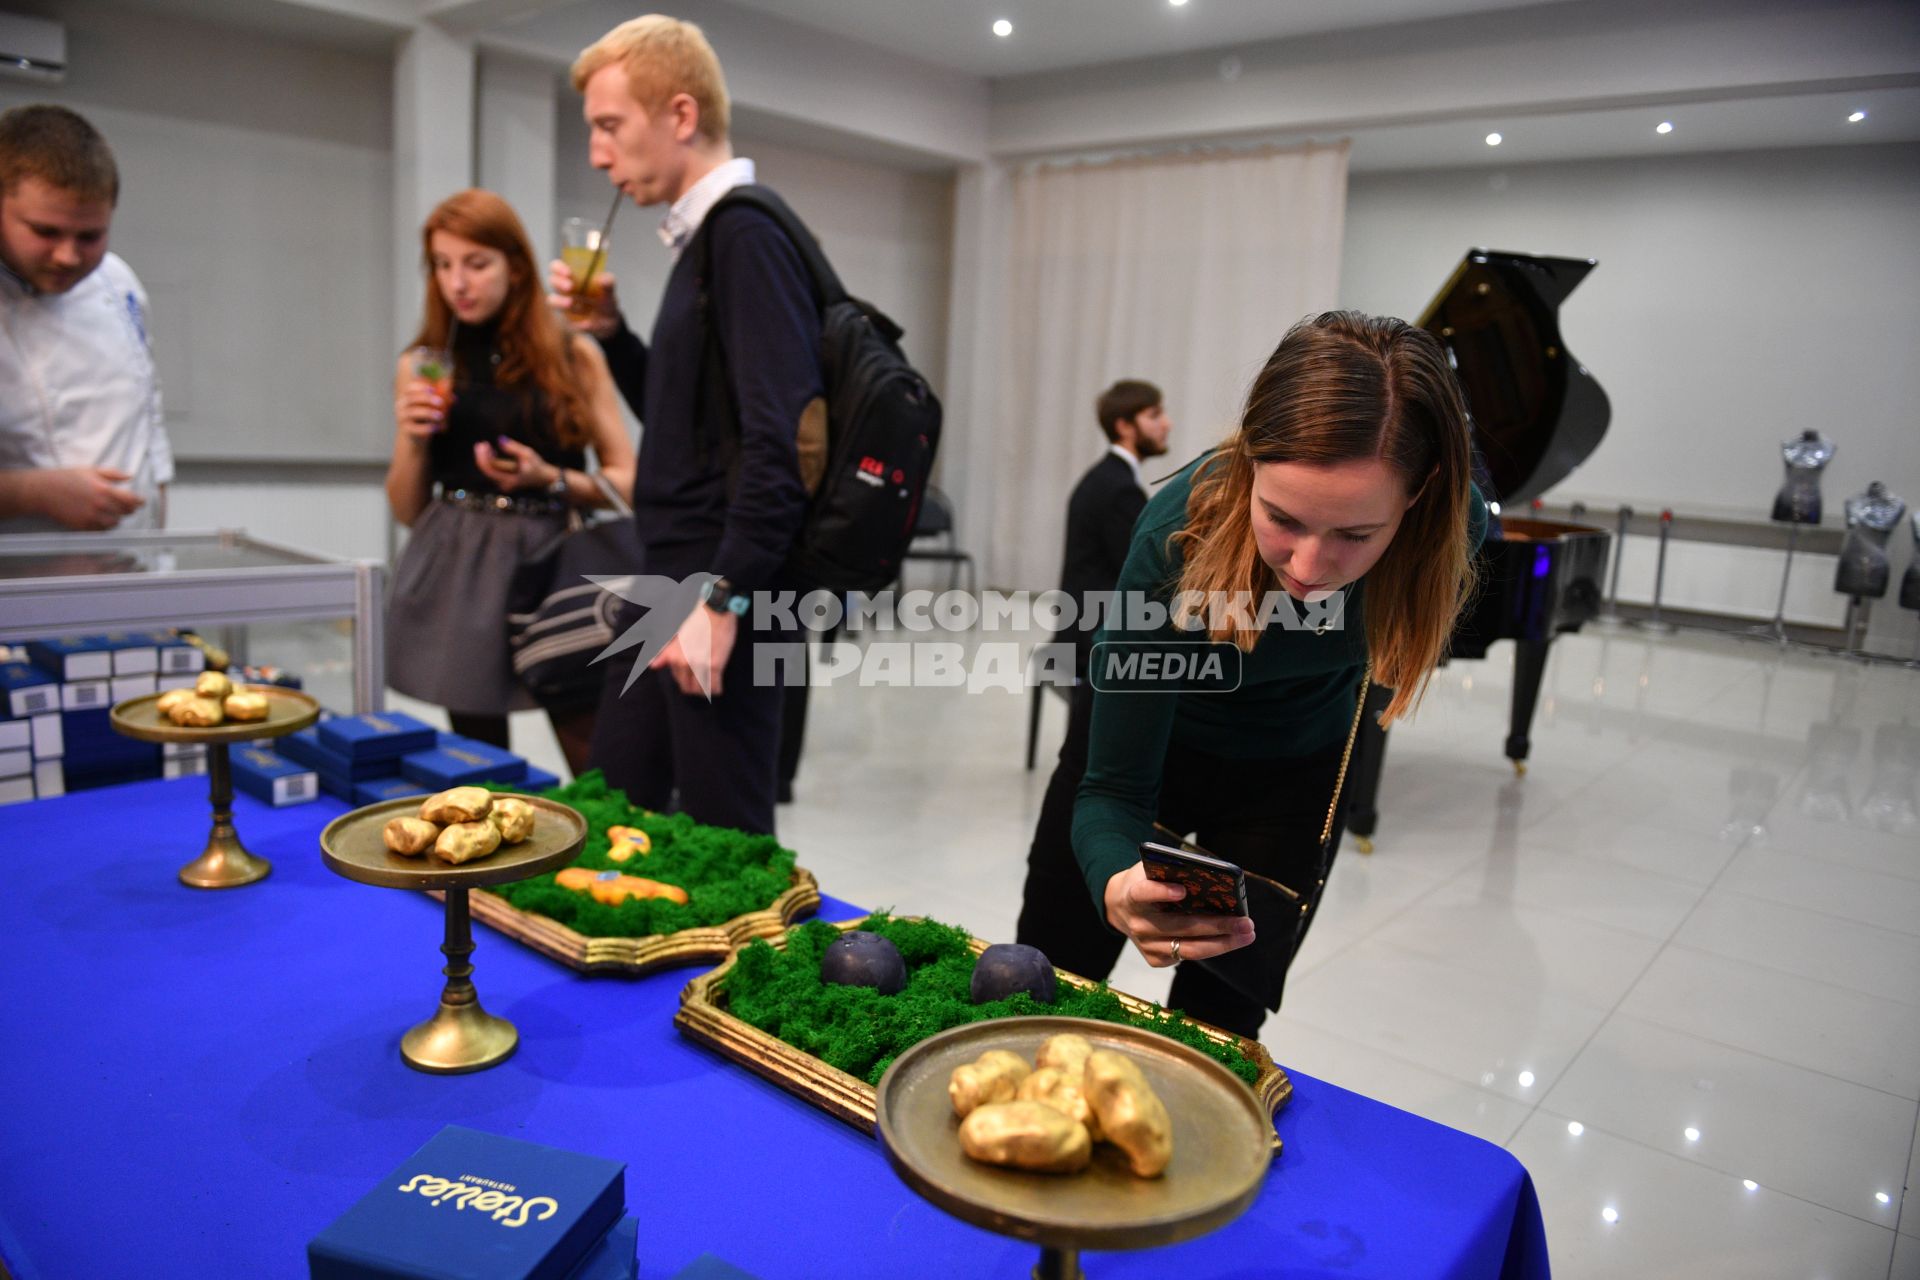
0;104;171;535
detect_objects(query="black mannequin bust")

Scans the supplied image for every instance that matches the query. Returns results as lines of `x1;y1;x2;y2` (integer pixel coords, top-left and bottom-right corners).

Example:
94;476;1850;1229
1833;482;1906;599
1771;430;1835;524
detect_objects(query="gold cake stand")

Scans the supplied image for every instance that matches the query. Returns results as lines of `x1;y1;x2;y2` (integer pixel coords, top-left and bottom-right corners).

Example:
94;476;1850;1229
111;686;322;889
875;1017;1274;1280
319;795;586;1074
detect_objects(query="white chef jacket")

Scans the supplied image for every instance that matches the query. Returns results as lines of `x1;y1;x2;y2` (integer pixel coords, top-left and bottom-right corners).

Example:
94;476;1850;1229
0;251;173;534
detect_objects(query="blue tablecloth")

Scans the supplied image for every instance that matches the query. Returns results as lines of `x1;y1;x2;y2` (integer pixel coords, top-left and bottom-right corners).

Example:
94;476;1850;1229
0;779;1548;1279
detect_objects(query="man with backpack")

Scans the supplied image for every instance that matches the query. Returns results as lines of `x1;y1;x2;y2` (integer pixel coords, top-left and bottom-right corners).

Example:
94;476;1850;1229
554;14;820;836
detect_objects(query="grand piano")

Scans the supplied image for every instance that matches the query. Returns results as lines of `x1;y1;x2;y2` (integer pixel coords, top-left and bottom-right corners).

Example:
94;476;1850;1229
1344;249;1612;847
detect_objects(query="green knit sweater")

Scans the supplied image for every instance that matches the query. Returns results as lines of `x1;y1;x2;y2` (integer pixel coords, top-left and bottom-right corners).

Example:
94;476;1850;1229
1070;451;1488;909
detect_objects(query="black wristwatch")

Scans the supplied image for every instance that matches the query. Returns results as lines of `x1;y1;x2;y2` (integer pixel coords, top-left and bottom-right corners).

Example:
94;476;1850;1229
700;576;751;617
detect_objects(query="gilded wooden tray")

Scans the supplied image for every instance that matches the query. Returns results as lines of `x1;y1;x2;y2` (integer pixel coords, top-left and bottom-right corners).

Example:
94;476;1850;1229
676;919;1292;1144
445;866;821;975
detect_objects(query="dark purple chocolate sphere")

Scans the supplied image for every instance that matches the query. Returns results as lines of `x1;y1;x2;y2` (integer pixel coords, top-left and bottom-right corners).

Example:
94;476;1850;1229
820;931;907;996
970;943;1057;1004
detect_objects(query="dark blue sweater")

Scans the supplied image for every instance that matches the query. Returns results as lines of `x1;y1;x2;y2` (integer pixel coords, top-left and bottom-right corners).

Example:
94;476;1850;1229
599;201;821;587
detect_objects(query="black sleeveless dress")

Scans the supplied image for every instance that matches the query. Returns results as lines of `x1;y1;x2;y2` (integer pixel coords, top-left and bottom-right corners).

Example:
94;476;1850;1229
386;322;589;714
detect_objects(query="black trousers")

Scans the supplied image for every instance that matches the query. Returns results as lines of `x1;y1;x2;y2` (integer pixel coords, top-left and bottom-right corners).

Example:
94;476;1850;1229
588;613;799;837
1014;684;1348;1039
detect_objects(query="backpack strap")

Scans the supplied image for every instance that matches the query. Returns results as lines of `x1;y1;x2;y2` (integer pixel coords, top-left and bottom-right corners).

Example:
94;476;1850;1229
690;184;832;477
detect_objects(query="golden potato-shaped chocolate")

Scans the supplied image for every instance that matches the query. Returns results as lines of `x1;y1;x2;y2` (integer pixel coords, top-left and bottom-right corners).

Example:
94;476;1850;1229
958;1101;1091;1174
223;691;269;722
194;671;233;700
488;797;535;844
1017;1066;1102;1140
1085;1050;1173;1178
432;820;500;865
170;696;224;727
383;817;440;856
948;1049;1031;1119
1035;1032;1094;1080
156;688;194;716
419;786;492;825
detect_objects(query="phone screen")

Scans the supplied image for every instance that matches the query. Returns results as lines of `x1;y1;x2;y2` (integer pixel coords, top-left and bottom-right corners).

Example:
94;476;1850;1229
1139;841;1249;916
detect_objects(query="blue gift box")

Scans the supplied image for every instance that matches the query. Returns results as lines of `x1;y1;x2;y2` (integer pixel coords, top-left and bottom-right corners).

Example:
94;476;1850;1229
520;765;562;793
353;777;430;806
231;745;319;807
1;662;59;718
283;728;402;782
307;1125;626;1280
316;712;438;763
400;736;528;790
25;636;113;682
61;709;160;768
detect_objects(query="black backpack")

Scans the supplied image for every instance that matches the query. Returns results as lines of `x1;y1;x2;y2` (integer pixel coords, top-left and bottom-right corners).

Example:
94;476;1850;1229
695;185;942;595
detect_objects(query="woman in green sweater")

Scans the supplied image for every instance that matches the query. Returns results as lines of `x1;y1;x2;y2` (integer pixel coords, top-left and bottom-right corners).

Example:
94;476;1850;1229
1014;311;1487;1037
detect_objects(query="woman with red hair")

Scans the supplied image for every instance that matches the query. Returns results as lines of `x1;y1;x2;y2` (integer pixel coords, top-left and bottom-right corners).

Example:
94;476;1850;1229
384;189;634;773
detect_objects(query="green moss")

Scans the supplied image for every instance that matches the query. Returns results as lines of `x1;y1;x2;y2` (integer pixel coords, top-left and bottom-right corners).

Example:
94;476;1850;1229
480;771;797;936
725;914;1262;1087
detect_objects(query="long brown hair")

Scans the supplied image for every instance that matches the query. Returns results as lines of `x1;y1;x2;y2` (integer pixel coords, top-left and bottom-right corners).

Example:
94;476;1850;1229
411;189;591;449
1173;311;1478;726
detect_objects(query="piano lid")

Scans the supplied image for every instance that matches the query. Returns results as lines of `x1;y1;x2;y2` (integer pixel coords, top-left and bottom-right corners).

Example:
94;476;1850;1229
1417;249;1610;506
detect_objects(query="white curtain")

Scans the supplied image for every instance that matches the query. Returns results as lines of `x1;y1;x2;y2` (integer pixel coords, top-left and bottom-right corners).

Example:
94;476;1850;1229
981;141;1349;591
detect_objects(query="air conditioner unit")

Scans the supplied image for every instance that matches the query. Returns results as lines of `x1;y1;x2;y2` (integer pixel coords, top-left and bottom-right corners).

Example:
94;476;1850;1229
0;12;66;84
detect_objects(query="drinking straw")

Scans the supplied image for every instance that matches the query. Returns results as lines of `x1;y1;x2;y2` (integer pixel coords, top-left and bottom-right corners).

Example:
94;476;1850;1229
576;189;623;300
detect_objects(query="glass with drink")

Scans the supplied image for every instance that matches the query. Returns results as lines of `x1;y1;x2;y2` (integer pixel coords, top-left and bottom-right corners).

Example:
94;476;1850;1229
560;217;609;318
407;346;454;431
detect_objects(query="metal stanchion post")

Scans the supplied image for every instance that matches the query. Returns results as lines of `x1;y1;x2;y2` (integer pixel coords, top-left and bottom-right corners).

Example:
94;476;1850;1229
1640;509;1677;634
1596;505;1632;628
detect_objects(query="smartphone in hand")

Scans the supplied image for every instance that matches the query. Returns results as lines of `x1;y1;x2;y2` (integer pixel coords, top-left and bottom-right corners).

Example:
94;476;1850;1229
1138;840;1249;916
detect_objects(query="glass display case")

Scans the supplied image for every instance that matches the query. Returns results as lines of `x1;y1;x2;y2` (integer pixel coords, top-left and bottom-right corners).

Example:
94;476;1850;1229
0;529;384;713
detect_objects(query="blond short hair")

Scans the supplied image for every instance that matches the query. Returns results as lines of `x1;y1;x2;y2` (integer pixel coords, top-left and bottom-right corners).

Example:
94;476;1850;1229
571;15;730;143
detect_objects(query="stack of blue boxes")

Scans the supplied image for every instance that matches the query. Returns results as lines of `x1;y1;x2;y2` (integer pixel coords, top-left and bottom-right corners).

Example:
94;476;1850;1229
263;711;560;807
0;632;211;802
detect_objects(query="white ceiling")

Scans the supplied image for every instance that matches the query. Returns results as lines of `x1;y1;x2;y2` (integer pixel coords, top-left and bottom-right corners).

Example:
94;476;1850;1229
720;0;1588;79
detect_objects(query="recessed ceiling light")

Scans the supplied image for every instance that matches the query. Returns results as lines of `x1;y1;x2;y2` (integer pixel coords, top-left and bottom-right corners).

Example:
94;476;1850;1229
1567;1121;1585;1136
1170;0;1191;6
1743;1180;1759;1192
1486;132;1503;146
1517;1070;1535;1088
1656;121;1674;135
992;18;1013;37
1878;1192;1893;1205
1601;1206;1619;1224
1848;110;1867;123
1683;1126;1700;1141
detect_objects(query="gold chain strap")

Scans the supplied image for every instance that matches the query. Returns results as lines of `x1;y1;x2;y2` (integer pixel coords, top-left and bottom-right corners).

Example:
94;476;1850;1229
1319;663;1373;848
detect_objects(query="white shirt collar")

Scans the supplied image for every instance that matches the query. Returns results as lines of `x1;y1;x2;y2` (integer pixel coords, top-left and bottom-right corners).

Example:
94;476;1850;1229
1109;443;1145;490
660;156;757;259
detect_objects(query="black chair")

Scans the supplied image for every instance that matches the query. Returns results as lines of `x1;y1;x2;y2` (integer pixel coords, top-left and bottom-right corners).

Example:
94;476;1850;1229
1024;640;1077;770
901;486;977;594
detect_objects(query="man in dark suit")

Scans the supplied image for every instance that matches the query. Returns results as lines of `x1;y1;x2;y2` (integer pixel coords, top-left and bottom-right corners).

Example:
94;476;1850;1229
1014;379;1171;974
1060;380;1172;675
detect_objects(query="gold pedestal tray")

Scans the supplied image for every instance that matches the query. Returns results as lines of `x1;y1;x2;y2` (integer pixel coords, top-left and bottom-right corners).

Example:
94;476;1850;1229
319;795;587;1074
676;919;1291;1141
110;686;322;889
876;1017;1273;1280
456;866;821;974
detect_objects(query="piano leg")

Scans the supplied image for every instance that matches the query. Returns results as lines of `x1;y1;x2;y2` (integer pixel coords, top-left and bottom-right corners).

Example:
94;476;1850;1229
1504;639;1550;774
1342;685;1396;852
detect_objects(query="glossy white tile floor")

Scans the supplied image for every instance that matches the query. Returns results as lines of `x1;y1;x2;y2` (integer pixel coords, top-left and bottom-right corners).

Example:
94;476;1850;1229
401;621;1920;1280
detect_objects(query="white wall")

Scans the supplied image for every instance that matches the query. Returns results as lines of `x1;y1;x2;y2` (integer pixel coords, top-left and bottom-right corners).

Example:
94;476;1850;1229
0;0;395;463
1342;142;1920;648
552;101;956;408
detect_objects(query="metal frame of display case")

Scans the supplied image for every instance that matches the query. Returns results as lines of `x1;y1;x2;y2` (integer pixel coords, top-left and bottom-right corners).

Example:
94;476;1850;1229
0;528;385;713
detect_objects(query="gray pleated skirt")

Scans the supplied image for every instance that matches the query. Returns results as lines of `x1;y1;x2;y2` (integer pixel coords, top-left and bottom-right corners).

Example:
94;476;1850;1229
386;499;570;715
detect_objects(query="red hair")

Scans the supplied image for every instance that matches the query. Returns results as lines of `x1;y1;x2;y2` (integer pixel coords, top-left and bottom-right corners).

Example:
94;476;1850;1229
411;189;590;448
